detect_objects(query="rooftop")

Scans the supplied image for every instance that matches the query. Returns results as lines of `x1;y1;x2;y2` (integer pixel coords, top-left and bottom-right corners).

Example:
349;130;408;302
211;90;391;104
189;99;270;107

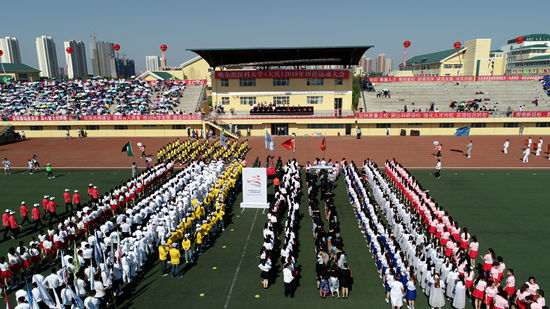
188;46;373;68
401;48;463;66
507;34;550;44
0;63;40;73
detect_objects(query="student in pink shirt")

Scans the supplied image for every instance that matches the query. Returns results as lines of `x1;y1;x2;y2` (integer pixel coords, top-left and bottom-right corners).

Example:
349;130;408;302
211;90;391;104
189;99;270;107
536;289;545;306
526;277;540;296
460;228;470;249
489;262;500;283
497;256;505;282
527;295;543;309
464;265;475;290
504;269;516;299
451;222;460;242
468;235;479;265
445;240;456;257
482;248;495;272
472;274;487;309
440;230;450;252
516;283;530;309
484;281;498;308
493;290;510;309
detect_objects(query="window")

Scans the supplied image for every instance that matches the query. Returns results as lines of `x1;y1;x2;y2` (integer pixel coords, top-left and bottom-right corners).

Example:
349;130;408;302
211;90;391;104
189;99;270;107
239;78;256;87
142;125;157;127
439;123;454;128
30;126;43;131
85;125;99;130
307;78;323;86
273;96;289;105
221;97;230;105
58;126;71;130
240;97;256;105
238;124;253;130
503;123;519;128
114;125;128;130
172;125;186;129
471;123;486;128
536;122;550;127
443;64;463;69
307;124;344;129
335;78;343;85
220;79;229;87
306;96;323;105
376;123;391;128
273;78;289;86
406;123;423;126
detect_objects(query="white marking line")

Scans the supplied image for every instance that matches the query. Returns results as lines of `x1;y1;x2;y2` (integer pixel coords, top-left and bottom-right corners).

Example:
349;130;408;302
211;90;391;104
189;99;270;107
224;208;259;309
396;166;550;170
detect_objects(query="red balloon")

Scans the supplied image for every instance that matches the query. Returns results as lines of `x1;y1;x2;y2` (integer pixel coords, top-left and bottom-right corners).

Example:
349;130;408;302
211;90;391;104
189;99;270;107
160;44;167;52
454;42;462;49
113;44;120;51
0;50;3;57
65;47;74;54
516;36;525;44
403;41;411;48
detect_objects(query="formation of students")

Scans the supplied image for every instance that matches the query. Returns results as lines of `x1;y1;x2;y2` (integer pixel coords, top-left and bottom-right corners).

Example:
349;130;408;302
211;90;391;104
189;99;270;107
384;159;545;309
306;165;352;299
156;138;249;165
1;138;248;308
258;160;301;298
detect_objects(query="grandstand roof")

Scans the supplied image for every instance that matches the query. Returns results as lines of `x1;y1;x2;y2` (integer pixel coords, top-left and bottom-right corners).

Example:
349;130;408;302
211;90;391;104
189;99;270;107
0;63;40;73
507;34;550;44
179;56;203;69
188;46;373;68
403;48;464;66
137;71;177;80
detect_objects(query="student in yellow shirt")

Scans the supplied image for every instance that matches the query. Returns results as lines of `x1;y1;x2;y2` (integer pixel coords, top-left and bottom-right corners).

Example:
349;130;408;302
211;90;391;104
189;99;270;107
182;234;193;263
217;209;225;231
194;225;203;255
159;242;170;277
169;244;182;278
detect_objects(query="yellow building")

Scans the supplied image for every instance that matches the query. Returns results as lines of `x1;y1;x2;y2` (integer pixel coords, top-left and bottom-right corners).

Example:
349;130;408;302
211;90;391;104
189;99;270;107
180;56;211;83
398;39;493;77
489;49;506;76
0;63;41;82
190;46;371;116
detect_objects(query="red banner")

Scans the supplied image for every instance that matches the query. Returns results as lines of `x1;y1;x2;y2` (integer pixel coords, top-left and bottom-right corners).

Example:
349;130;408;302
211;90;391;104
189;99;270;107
146;79;207;85
362;75;546;83
476;75;545;81
215;70;349;79
513;111;550;117
80;114;202;121
9;115;70;121
356;112;489;119
184;79;207;85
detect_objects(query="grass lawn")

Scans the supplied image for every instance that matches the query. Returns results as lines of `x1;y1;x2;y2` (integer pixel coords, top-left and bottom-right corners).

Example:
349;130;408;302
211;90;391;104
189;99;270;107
410;169;550;291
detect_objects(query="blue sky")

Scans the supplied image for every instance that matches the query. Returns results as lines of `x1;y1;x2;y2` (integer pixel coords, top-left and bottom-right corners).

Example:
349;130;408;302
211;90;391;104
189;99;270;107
2;0;549;72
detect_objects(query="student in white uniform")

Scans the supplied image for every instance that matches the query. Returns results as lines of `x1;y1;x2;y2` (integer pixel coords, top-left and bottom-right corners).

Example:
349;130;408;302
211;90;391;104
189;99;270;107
535;138;543;156
389;274;405;309
522;147;530;163
503;139;509;154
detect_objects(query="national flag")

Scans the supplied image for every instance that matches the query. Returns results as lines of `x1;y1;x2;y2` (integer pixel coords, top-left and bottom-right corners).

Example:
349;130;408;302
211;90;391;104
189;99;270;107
121;141;133;156
68;285;84;309
321;137;326;152
33;275;54;307
281;138;295;151
25;278;38;309
52;286;62;309
220;133;227;148
454;126;471;136
265;131;274;152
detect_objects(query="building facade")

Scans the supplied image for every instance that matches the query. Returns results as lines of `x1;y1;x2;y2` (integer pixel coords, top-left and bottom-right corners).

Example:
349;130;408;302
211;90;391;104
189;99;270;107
64;40;88;79
115;57;136;79
35;35;59;78
91;41;116;78
375;54;386;73
0;36;22;64
0;63;40;82
146;56;161;71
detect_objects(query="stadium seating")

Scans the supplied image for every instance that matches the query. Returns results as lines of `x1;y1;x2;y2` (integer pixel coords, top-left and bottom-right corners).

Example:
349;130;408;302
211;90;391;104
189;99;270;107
542;75;550;96
362;80;550;114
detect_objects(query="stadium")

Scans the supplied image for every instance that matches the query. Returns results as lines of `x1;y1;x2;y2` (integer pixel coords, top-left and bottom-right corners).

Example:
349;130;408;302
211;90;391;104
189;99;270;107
1;8;550;308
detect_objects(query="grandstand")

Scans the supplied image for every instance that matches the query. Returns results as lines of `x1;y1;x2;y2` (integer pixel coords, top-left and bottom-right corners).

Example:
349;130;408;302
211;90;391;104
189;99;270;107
363;80;550;113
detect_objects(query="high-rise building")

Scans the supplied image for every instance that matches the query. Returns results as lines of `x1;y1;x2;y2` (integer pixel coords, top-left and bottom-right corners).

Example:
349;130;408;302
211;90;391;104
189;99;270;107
116;56;136;79
0;36;22;64
35;35;59;78
146;56;161;71
385;58;393;75
356;56;373;73
375;54;386;74
64;40;88;79
90;40;116;78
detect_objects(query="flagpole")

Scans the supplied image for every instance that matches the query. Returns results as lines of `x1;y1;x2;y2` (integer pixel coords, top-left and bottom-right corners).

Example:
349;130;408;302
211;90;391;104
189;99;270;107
323;134;326;158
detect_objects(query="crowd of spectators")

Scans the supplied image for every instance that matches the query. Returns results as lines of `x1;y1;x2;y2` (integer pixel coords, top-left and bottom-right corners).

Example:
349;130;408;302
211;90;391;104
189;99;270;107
0;80;187;119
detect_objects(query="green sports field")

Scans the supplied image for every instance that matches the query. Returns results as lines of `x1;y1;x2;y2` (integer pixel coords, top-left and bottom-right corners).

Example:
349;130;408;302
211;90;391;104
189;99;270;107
1;169;548;308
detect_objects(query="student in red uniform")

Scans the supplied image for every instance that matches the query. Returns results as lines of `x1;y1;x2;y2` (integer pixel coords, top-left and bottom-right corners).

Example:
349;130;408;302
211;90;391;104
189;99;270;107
87;184;94;199
2;210;10;239
8;211;19;239
19;201;31;227
48;197;59;224
42;195;49;220
91;186;99;203
63;189;73;212
32;204;43;230
73;190;81;209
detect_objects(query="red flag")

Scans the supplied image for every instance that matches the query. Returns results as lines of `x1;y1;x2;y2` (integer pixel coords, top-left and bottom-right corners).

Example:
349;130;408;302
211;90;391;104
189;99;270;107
282;138;295;150
4;293;10;309
321;137;326;151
